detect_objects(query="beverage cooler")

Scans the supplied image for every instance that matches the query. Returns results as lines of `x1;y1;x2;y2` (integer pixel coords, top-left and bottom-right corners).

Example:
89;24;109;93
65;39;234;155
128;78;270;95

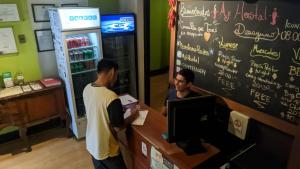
49;8;102;139
101;14;138;98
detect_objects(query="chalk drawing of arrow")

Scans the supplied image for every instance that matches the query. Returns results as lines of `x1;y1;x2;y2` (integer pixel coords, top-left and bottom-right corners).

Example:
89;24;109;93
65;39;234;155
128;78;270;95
253;100;267;109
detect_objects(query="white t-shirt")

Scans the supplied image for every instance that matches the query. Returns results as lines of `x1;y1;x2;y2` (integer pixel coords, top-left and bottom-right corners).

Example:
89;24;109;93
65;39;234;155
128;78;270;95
83;84;123;160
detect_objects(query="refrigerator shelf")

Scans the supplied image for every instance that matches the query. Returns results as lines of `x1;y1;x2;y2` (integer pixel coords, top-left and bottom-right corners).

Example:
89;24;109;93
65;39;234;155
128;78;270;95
72;69;97;75
70;58;97;64
68;45;97;51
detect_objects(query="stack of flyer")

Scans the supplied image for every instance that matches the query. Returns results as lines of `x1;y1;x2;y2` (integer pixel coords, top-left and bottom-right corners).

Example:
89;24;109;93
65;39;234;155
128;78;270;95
119;94;138;106
40;78;61;87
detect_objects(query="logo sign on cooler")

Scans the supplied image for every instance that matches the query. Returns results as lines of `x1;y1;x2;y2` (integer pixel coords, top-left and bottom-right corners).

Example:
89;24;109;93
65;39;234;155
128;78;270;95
58;8;100;30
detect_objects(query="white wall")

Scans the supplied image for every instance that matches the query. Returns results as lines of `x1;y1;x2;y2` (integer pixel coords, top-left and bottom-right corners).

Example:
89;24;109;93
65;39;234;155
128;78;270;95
119;0;145;102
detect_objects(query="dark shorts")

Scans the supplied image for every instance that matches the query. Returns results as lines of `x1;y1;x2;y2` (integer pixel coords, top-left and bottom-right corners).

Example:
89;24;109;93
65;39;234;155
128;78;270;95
92;154;127;169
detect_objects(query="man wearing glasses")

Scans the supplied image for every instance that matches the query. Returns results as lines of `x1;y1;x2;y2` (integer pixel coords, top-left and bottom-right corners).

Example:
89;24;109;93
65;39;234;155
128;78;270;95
162;68;199;116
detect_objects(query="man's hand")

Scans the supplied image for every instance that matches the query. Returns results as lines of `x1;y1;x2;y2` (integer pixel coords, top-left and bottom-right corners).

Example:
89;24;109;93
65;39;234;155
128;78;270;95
125;105;140;126
161;107;167;116
129;105;140;121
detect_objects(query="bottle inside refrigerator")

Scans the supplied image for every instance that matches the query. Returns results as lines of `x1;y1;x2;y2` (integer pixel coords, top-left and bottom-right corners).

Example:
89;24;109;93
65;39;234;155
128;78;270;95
49;8;102;139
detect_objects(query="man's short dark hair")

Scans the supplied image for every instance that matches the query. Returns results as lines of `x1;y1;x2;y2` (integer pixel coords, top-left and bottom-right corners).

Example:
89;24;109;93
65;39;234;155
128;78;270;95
97;59;119;73
177;69;195;83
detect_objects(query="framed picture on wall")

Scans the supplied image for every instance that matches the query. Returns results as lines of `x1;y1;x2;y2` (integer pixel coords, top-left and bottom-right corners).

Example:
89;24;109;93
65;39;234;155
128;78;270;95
31;4;55;22
0;27;18;55
0;4;20;22
34;29;54;52
61;3;78;7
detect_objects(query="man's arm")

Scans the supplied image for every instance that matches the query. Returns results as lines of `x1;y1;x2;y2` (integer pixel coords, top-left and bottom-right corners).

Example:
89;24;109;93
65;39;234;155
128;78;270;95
107;99;138;132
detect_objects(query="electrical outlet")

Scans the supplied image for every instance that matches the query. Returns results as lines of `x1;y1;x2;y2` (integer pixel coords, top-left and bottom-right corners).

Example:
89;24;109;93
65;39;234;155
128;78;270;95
141;141;147;157
228;110;249;140
18;34;26;43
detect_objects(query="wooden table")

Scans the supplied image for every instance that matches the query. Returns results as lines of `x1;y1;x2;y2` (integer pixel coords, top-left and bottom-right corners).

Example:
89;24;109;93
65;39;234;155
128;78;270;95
126;103;220;169
0;83;69;151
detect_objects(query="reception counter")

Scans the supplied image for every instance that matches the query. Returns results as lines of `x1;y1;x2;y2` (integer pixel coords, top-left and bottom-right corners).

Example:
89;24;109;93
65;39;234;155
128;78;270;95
126;103;220;169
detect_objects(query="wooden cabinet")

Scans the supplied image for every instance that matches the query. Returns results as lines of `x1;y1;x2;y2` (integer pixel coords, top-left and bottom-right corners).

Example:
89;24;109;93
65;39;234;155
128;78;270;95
0;84;69;150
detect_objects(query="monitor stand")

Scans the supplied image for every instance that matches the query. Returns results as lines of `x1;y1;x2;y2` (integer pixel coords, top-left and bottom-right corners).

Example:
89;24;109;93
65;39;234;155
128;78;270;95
176;139;206;155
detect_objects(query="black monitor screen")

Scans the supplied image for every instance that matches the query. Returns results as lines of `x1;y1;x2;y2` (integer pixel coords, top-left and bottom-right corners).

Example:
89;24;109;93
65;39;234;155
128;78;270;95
166;95;216;154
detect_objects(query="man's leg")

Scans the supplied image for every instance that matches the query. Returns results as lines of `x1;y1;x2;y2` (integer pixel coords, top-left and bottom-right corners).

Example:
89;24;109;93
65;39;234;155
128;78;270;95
92;156;107;169
102;154;127;169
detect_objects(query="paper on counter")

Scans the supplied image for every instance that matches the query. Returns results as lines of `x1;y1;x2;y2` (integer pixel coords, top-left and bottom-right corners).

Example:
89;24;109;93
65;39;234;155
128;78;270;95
119;94;138;106
132;110;148;126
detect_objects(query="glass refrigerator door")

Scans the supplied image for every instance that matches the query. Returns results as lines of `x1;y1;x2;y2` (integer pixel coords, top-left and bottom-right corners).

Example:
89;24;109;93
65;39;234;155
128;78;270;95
102;35;137;98
65;31;100;117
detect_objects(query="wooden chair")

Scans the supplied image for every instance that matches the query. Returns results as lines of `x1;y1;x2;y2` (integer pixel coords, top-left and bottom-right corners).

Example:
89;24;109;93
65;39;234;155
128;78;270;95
0;101;31;152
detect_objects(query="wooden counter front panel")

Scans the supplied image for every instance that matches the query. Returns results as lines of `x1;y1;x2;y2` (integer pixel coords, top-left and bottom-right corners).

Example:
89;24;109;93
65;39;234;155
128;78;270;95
129;128;150;169
128;103;220;169
25;87;65;122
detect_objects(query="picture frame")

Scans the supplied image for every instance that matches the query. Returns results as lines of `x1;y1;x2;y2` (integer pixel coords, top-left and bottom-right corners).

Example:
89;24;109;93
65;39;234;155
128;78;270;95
34;29;54;52
61;3;78;7
31;4;55;22
0;4;20;22
0;27;18;55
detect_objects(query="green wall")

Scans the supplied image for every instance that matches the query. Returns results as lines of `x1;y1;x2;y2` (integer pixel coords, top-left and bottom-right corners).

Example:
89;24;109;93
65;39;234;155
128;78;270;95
150;0;170;71
0;0;41;86
88;0;119;14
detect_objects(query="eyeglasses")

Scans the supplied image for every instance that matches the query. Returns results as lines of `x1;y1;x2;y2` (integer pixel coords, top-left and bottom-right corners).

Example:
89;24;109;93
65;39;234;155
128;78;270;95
174;78;186;84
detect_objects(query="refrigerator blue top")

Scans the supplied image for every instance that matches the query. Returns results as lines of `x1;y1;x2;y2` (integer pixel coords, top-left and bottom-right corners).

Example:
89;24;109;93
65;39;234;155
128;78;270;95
54;8;100;31
101;14;135;34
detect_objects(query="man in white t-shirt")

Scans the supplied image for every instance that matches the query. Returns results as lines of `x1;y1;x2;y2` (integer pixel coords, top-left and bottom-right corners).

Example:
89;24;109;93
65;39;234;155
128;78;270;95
83;59;138;169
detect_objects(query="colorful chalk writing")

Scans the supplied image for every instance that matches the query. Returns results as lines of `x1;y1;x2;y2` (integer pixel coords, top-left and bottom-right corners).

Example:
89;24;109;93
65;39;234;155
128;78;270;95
250;44;280;60
234;23;279;42
175;0;300;124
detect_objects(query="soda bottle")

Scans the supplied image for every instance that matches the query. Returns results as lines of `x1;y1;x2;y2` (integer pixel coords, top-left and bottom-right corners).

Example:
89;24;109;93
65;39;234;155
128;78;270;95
80;36;85;46
83;50;88;59
74;63;79;72
85;50;90;59
73;51;78;61
79;63;84;71
71;38;75;48
75;38;79;48
84;36;90;46
69;51;74;61
89;49;94;59
71;64;74;72
78;50;83;60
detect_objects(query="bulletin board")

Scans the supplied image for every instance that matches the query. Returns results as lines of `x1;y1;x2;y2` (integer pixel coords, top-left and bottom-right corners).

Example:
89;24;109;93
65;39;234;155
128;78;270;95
0;27;18;55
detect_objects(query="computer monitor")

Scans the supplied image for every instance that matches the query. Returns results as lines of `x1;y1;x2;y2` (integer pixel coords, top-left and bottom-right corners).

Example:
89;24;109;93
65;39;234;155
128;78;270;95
166;95;216;155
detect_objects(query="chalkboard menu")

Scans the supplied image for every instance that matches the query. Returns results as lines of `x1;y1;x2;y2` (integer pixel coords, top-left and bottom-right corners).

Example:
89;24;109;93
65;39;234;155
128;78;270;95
174;0;300;124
